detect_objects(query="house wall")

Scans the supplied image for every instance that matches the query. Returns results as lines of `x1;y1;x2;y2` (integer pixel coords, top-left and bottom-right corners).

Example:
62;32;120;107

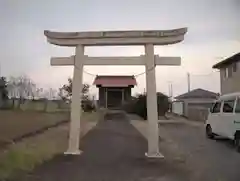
172;101;184;115
184;98;215;108
220;61;240;94
180;98;216;121
187;107;209;122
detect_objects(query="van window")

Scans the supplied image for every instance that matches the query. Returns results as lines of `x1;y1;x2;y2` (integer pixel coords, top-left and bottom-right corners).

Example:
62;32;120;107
235;98;240;113
223;100;235;113
212;102;221;113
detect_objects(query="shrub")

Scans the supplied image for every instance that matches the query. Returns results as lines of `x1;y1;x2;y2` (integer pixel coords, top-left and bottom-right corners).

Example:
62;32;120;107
123;92;169;120
81;99;96;112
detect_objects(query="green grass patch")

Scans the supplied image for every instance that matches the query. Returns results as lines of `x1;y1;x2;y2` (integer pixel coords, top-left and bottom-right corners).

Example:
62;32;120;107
0;148;46;179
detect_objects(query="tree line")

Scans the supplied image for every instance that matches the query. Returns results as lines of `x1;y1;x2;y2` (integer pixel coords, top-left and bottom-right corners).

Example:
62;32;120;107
0;75;95;111
0;75;90;101
1;75;169;116
0;75;58;100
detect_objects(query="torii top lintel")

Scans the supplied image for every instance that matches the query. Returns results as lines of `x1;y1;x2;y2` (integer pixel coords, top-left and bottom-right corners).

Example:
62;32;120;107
44;28;187;46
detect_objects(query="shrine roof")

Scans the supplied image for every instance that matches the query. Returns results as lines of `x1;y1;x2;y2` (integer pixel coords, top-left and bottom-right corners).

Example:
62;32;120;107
93;75;137;87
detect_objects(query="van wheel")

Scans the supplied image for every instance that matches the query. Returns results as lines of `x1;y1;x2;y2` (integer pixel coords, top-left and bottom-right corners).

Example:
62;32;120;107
206;125;214;139
234;135;240;152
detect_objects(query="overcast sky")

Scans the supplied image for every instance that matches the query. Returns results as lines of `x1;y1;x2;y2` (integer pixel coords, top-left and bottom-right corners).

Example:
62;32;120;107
0;0;239;97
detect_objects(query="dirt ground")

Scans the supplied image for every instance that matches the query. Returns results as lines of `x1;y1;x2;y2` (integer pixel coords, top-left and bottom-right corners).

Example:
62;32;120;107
0;110;69;145
0;110;100;148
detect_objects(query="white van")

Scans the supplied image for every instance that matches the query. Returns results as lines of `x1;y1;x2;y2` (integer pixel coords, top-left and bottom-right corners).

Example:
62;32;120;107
206;92;240;151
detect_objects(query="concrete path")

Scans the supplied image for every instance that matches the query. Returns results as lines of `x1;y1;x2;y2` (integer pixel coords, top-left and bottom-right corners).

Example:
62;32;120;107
19;112;189;181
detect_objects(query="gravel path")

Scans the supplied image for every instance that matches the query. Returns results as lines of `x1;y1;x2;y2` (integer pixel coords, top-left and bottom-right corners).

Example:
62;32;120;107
158;113;240;181
132;114;240;181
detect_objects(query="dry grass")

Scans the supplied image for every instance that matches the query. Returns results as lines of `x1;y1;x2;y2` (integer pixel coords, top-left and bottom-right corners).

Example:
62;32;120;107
0;124;68;179
0;111;99;180
0;110;69;143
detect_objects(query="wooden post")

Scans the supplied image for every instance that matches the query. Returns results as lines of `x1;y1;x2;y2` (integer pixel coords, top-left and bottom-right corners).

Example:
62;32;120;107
121;89;125;105
105;88;108;108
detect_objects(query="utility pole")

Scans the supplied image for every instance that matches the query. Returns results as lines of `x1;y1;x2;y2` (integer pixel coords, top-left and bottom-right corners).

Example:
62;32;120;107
168;81;173;101
168;81;173;113
187;72;190;92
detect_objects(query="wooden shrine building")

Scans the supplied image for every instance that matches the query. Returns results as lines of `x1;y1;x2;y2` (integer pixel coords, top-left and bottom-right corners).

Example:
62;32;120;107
93;75;137;108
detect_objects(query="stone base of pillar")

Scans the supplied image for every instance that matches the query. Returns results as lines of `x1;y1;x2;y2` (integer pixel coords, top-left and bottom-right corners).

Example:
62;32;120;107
145;152;164;158
64;150;82;155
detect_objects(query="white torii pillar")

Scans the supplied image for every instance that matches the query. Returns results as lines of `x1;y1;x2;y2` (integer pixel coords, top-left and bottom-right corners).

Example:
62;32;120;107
145;44;161;157
44;28;187;157
65;45;84;154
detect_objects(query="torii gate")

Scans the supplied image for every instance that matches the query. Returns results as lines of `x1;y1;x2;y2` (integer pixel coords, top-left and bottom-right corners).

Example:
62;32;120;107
44;28;187;158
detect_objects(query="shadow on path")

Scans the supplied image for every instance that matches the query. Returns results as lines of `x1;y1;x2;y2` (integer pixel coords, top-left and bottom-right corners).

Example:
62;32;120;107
20;112;189;181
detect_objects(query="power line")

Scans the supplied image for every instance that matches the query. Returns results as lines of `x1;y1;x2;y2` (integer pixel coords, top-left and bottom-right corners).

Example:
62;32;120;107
81;65;218;86
187;71;220;92
73;55;157;78
134;71;146;77
168;81;173;100
190;71;219;77
134;58;157;78
165;70;220;96
80;64;157;79
187;72;190;92
134;64;156;78
83;69;97;77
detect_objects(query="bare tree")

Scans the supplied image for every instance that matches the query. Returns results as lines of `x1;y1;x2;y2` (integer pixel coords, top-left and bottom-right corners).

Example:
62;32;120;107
49;88;57;100
7;75;36;100
0;77;8;100
40;88;57;100
59;78;90;101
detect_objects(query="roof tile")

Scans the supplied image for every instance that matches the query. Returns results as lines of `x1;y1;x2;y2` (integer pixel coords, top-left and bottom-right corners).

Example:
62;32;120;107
175;88;218;100
93;75;137;87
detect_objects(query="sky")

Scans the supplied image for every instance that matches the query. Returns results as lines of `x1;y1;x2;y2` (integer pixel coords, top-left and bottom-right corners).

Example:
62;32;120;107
0;0;239;98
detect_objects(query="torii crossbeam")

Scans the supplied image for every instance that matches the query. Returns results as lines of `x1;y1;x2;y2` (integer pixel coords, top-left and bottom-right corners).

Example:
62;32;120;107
44;28;187;158
50;55;181;66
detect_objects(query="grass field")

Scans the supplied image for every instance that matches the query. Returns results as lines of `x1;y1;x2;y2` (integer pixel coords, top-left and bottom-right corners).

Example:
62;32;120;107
0;124;69;179
0;110;100;180
0;110;69;146
0;110;101;147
